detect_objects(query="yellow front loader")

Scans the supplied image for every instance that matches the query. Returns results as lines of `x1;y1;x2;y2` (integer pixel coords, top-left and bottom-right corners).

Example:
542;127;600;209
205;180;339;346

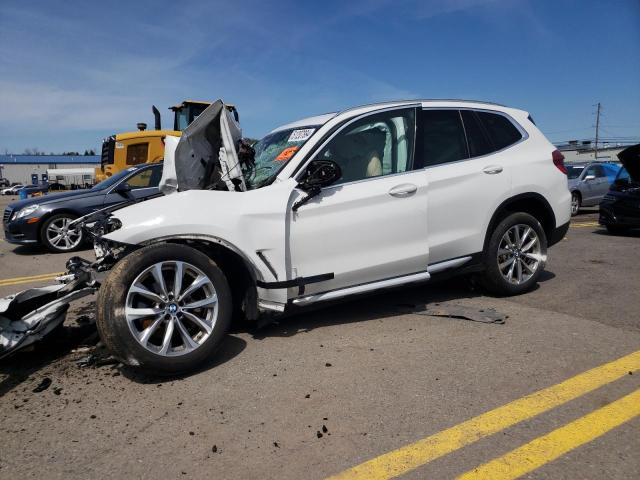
95;101;238;182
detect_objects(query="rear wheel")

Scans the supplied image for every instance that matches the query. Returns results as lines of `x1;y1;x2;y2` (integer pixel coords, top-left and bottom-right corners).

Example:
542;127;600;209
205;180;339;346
96;243;232;374
41;214;84;253
480;212;547;296
571;192;581;216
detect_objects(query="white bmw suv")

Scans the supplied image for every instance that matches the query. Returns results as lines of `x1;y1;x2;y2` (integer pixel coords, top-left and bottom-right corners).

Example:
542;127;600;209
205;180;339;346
94;99;570;373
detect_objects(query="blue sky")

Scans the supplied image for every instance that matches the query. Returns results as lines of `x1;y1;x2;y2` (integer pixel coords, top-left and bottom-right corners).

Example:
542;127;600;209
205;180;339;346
0;0;638;153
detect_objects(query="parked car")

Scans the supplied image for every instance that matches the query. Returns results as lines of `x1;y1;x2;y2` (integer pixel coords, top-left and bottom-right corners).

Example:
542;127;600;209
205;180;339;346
0;178;10;188
566;162;621;215
17;183;49;196
3;163;163;252
2;184;24;195
87;99;570;373
599;144;640;234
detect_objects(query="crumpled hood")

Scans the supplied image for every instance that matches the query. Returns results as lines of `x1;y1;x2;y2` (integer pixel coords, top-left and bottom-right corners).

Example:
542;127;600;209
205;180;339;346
103;189;246;246
160;99;242;194
617;143;640;182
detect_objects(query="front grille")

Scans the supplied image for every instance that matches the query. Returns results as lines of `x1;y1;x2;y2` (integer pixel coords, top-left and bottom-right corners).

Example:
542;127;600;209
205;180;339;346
101;135;116;169
3;207;13;224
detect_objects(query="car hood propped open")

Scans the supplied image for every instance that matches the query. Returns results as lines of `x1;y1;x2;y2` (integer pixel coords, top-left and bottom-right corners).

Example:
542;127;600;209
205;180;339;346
160;99;242;194
617;143;640;182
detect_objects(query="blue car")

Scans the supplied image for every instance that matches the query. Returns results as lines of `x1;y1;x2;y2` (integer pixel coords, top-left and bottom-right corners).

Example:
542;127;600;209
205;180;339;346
3;163;163;252
566;162;621;216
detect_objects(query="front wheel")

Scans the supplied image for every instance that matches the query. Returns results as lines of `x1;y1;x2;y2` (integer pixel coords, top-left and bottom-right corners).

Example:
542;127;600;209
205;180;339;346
480;212;548;296
96;243;232;374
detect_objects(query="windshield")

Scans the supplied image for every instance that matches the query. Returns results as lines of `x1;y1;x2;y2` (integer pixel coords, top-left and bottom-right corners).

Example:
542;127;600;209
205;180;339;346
243;125;320;189
566;165;584;180
91;167;139;190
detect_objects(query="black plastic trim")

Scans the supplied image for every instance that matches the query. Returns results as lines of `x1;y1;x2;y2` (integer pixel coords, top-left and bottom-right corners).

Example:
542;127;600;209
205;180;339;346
549;221;570;246
257;272;334;295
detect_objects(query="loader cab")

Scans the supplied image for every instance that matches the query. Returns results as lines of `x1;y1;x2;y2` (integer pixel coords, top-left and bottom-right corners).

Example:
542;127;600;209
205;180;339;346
170;100;238;131
96;100;238;182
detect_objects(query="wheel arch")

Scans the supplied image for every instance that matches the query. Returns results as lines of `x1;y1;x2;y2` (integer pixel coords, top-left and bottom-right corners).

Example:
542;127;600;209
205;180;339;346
140;235;261;322
483;192;557;254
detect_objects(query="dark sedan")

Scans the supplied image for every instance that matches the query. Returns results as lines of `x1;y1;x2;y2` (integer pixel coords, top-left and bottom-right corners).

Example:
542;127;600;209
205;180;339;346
599;144;640;234
3;163;163;252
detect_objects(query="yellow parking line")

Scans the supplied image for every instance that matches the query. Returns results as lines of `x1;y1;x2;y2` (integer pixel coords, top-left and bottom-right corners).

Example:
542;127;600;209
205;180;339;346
457;388;640;480
570;222;600;228
0;272;64;287
326;350;640;480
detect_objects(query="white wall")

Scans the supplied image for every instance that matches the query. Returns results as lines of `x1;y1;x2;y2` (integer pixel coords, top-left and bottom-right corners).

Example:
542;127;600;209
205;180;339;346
0;163;98;185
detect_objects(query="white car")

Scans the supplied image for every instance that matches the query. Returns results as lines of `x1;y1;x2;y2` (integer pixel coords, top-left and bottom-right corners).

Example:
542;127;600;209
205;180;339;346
93;99;571;373
2;185;24;195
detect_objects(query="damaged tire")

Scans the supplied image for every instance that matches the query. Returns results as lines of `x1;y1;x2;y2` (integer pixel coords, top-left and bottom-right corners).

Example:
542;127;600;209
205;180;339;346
96;243;232;374
480;212;547;296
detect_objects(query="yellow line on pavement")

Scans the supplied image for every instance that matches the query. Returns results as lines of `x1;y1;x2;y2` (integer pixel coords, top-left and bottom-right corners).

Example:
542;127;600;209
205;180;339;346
0;272;64;287
457;388;640;480
570;222;599;228
326;350;640;480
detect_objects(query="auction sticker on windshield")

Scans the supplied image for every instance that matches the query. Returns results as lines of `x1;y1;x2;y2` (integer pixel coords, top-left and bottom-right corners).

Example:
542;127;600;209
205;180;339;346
275;146;299;161
288;128;315;142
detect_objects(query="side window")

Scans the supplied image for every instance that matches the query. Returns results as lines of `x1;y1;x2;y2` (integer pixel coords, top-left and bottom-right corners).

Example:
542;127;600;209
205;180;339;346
317;108;415;184
126;143;149;165
476;112;523;150
460;110;492;158
126;167;160;189
422;110;468;167
584;166;598;178
593;165;605;178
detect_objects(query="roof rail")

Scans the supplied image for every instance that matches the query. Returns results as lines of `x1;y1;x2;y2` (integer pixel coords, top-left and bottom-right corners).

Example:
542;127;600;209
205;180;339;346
337;98;508;116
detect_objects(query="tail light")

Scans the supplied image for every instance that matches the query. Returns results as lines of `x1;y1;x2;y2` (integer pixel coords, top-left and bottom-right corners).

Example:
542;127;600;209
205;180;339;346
552;149;567;174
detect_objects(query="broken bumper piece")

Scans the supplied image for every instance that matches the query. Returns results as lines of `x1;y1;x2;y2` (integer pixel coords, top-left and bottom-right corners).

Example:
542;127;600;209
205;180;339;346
0;258;98;359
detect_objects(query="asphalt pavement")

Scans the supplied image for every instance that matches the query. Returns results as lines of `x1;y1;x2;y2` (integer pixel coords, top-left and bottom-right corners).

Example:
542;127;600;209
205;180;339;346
0;194;638;479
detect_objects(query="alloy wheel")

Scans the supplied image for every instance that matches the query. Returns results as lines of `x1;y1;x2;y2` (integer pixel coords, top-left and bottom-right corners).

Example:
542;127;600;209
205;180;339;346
125;261;218;356
46;217;83;250
497;224;544;285
571;194;580;215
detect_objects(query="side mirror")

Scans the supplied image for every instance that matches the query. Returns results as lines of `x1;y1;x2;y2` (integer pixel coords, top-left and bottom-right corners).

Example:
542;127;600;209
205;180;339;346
115;182;132;196
584;174;596;181
298;160;342;192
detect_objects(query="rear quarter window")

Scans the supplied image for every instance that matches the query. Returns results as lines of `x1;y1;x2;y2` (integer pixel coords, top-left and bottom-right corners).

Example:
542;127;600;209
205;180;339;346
476;112;523;151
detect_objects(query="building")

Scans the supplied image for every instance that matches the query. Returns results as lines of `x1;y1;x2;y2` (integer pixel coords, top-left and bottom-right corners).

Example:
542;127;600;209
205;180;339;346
556;141;626;164
0;155;100;186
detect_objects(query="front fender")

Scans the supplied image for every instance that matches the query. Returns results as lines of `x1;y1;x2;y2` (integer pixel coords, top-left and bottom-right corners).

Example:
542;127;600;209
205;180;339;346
103;182;297;304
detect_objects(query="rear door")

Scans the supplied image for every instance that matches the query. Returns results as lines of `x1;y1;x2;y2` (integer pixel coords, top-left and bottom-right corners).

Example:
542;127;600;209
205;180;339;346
420;108;519;264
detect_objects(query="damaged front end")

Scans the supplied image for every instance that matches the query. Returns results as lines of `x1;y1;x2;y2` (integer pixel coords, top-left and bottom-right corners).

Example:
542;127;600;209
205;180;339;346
0;99;251;360
0;193;137;359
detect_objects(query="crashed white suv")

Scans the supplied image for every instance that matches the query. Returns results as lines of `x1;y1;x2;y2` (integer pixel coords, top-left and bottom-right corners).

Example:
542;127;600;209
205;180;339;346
94;100;570;373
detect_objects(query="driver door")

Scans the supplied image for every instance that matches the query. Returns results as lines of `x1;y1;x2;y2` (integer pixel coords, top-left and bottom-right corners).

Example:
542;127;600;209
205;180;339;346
287;107;429;298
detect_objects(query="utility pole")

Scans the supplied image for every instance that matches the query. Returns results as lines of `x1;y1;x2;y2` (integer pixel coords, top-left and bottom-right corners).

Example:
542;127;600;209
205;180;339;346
594;102;601;160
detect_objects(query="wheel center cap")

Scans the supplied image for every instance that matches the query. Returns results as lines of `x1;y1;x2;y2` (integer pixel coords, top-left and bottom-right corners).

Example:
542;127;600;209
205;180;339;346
168;303;178;314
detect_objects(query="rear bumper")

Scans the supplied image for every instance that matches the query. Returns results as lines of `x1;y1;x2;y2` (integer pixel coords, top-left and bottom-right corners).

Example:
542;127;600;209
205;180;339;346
599;200;640;227
548;221;570;247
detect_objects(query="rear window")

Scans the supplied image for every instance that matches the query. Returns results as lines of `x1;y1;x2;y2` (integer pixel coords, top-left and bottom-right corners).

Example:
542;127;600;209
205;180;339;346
566;165;584;180
476;112;523;151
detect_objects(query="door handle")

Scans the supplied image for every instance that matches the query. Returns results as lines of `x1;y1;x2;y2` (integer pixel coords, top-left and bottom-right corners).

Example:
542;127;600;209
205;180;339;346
388;183;417;198
482;165;503;174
